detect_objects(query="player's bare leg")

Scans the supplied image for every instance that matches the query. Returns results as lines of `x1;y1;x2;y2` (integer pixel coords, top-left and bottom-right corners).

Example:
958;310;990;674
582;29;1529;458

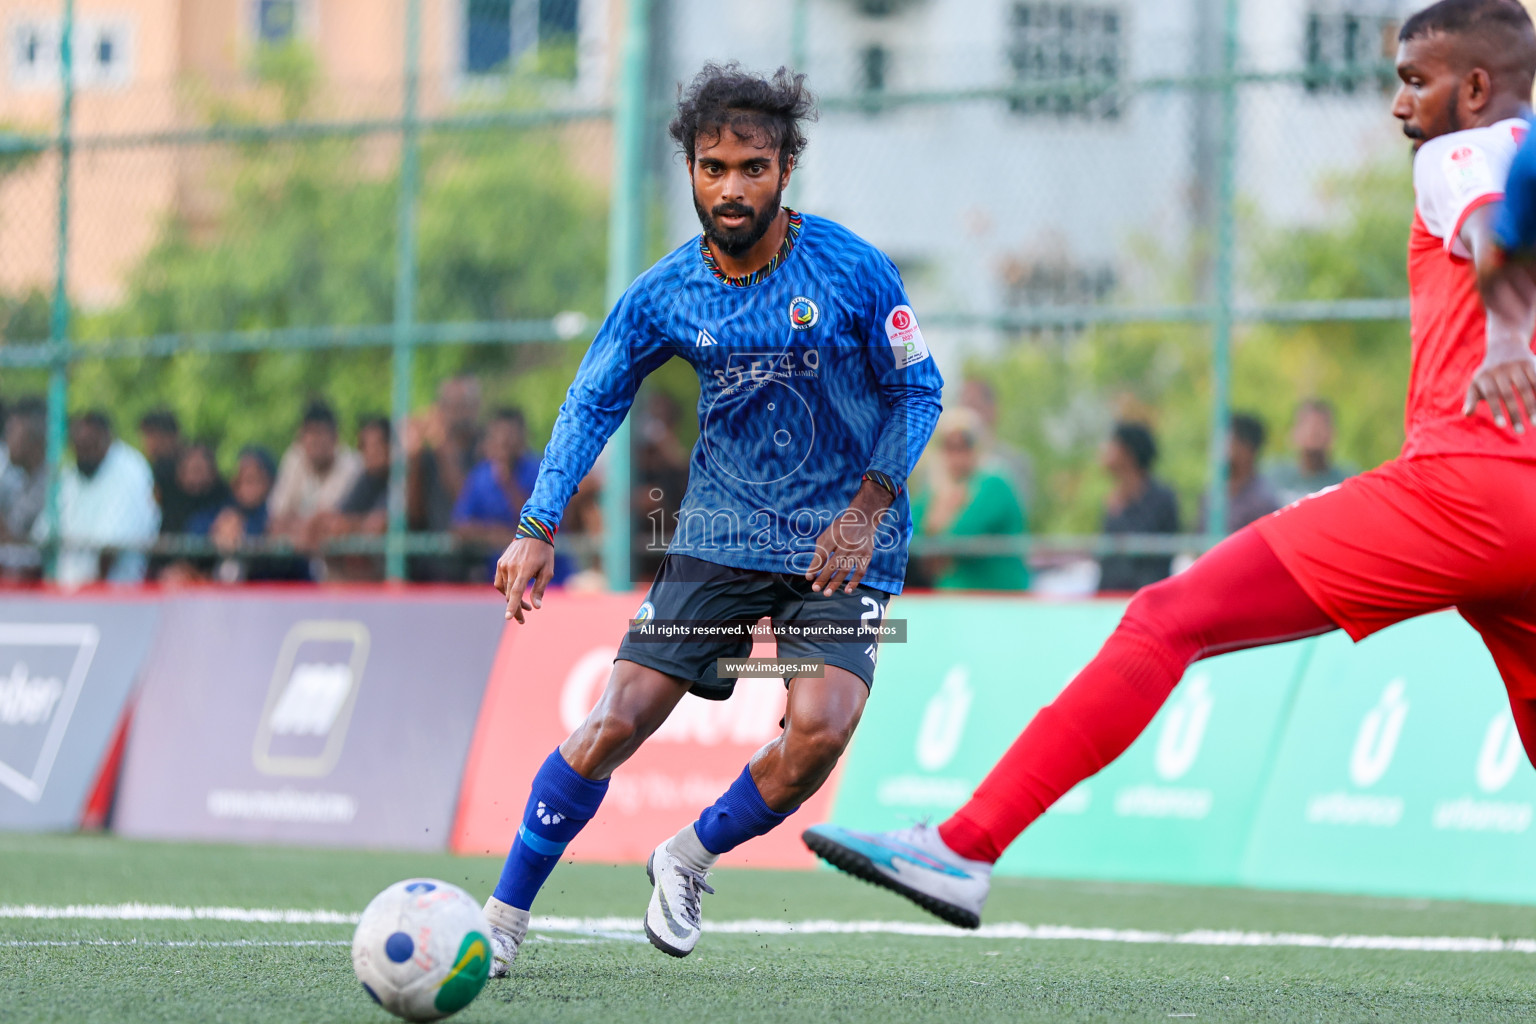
558;662;694;777
646;668;867;956
485;661;690;976
805;528;1336;927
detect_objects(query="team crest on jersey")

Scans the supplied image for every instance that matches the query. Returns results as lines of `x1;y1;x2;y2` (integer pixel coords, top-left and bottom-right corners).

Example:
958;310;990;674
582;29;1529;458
788;296;820;330
695;328;718;347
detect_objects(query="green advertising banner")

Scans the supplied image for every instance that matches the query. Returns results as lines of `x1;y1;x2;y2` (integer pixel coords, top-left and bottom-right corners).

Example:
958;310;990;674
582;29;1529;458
836;596;1123;830
1241;611;1536;904
1013;637;1312;885
834;596;1316;886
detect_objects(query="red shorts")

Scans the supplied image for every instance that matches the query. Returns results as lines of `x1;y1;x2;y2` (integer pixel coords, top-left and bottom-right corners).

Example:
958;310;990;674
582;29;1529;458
1255;455;1536;696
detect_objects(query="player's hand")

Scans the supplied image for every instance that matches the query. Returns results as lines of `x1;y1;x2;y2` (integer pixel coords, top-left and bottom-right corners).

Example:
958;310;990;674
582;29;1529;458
1464;351;1536;434
807;480;894;595
494;537;556;624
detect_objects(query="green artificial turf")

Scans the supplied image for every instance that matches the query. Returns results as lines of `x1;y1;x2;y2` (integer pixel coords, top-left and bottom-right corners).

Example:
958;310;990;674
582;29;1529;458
2;832;1535;1023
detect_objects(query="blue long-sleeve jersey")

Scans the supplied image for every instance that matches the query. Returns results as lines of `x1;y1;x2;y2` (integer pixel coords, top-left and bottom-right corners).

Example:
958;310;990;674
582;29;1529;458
1498;124;1536;253
523;212;944;593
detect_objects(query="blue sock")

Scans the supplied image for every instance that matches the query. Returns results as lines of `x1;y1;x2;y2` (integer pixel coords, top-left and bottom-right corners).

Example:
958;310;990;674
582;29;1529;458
692;765;794;855
492;749;608;911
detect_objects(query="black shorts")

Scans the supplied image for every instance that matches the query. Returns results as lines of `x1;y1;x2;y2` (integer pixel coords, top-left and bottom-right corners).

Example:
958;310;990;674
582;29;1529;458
616;553;891;700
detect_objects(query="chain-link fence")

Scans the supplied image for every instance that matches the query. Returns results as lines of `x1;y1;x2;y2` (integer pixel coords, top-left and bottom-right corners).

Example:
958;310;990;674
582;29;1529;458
0;0;1426;594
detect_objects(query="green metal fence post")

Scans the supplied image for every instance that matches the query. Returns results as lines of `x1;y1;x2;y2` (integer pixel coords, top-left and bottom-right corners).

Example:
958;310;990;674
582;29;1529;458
387;0;422;582
791;0;808;73
602;0;653;592
1204;0;1239;542
43;0;75;582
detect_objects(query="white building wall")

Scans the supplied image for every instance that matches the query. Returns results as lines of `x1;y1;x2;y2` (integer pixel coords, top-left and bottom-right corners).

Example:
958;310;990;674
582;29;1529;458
658;0;1420;342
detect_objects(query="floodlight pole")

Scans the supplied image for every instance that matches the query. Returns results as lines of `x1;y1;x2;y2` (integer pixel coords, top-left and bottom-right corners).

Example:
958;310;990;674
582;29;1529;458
43;0;75;582
386;0;422;582
1204;0;1239;543
602;0;653;592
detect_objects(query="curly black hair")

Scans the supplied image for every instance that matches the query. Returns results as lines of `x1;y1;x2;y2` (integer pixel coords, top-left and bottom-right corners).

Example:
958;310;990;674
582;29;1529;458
668;62;817;170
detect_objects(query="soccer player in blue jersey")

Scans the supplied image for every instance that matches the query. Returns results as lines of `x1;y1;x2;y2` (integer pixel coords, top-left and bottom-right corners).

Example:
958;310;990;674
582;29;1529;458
478;63;944;972
1477;120;1536;418
1497;121;1536;254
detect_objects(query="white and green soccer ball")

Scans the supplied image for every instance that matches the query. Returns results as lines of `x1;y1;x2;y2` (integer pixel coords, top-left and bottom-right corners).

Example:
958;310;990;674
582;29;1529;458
352;878;492;1022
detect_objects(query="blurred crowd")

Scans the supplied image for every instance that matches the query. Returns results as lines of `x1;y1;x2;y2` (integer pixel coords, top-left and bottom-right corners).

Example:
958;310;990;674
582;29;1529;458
905;381;1355;594
0;376;615;588
0;375;1354;594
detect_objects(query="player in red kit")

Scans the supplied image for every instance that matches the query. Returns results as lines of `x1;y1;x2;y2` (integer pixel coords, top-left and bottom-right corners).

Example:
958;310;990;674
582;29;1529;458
802;0;1536;928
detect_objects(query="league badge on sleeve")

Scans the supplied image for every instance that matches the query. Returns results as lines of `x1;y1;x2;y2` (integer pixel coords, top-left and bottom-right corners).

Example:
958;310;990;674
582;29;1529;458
789;296;820;330
1444;143;1492;202
885;305;930;368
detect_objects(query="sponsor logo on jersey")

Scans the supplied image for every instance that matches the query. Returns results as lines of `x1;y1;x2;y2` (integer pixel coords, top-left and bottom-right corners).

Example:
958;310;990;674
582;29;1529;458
252;621;370;778
788;296;820;330
884;304;930;368
695;328;718;347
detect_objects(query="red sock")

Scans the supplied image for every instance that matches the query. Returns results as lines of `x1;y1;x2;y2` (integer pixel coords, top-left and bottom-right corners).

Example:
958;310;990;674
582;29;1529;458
939;528;1333;864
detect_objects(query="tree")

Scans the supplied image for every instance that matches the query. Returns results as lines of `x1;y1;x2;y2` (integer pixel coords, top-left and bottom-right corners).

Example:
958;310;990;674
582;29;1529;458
964;160;1413;535
66;53;608;461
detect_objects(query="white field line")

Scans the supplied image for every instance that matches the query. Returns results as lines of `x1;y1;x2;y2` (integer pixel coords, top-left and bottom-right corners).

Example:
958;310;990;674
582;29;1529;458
2;939;349;948
0;904;357;924
3;937;615;949
2;905;1535;955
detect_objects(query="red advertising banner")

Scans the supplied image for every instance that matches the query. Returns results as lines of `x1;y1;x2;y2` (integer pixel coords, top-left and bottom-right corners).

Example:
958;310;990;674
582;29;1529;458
452;591;838;869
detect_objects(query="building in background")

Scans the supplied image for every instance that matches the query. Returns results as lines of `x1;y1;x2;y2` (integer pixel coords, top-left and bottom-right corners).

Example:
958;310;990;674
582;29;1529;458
0;0;612;311
1;0;1513;339
659;0;1417;363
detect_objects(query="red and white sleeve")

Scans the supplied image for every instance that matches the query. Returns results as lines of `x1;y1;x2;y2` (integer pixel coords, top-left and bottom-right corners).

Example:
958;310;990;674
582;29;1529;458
1413;125;1518;258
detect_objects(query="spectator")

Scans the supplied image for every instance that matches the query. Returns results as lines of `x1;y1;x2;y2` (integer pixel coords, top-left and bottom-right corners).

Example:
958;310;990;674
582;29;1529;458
562;462;607;590
152;442;233;582
319;416;393;581
1269;398;1357;506
205;446;294;583
407;376;482;531
33;411;159;586
0;395;8;474
138;409;186;529
912;409;1030;592
1097;421;1181;593
633;391;689;583
960;376;1034;510
333;416;392;527
1199;412;1281;534
162;442;230;534
452;407;544;582
406;375;483;580
268;401;363;554
0;397;48;579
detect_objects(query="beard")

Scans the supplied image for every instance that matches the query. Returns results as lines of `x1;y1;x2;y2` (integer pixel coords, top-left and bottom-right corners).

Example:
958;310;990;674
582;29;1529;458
693;186;783;259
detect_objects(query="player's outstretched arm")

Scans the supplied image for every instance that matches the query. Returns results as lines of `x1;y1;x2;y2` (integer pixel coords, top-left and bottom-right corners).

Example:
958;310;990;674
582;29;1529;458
1464;205;1536;433
494;535;556;624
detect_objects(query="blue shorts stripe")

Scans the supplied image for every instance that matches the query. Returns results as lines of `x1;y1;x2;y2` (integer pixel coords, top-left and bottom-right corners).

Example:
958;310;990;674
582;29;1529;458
517;825;568;857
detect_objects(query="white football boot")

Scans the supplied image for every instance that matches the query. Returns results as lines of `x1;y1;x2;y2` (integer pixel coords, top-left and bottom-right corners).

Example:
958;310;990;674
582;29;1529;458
482;897;530;978
802;822;992;929
644;839;716;957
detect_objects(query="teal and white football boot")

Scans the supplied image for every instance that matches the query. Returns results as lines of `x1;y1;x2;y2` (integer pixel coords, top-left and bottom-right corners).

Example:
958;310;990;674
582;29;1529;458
802;822;991;929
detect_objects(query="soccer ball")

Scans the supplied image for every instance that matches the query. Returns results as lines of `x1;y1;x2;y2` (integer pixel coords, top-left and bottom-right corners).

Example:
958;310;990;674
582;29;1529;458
351;878;492;1021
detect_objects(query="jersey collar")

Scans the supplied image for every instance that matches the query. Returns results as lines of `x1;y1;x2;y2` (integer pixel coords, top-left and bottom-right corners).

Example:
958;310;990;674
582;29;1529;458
699;209;803;287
